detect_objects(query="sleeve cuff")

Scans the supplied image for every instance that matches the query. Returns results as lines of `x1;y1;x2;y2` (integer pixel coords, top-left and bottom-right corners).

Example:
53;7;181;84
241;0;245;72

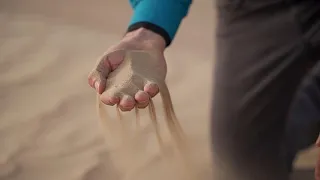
127;22;171;46
128;0;192;47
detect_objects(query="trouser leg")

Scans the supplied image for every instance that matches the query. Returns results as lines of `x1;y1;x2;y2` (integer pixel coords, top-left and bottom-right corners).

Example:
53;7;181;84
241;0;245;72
285;61;320;171
211;0;320;179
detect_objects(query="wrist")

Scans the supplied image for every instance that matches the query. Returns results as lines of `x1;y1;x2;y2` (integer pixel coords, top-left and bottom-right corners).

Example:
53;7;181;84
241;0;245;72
123;28;166;52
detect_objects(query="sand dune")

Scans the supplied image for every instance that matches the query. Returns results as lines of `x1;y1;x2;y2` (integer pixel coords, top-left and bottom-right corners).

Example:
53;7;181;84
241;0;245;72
0;0;317;180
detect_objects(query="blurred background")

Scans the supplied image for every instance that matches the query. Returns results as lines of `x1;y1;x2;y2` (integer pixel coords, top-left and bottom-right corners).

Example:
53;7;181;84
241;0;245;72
0;0;317;180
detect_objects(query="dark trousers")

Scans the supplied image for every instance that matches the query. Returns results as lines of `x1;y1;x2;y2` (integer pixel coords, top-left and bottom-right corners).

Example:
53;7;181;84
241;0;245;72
285;61;320;171
212;0;320;179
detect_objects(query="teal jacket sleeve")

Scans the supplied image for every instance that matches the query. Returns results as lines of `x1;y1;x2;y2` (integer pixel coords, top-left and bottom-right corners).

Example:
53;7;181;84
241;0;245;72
127;0;192;46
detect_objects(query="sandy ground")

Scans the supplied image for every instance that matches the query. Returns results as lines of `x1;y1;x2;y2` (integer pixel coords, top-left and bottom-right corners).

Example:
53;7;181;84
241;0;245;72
0;0;318;180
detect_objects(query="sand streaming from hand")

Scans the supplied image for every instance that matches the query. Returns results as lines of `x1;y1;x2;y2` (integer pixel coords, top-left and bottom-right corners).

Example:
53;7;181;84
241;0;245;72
96;50;204;180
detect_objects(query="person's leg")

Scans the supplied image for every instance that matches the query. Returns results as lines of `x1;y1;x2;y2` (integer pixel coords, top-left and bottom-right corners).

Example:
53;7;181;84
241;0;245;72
211;0;320;179
285;61;320;171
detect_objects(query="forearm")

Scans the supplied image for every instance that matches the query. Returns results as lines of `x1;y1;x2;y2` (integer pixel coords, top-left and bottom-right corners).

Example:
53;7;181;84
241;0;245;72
127;0;192;46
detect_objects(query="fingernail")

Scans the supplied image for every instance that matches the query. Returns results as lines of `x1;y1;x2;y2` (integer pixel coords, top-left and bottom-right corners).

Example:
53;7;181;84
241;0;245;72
94;81;99;90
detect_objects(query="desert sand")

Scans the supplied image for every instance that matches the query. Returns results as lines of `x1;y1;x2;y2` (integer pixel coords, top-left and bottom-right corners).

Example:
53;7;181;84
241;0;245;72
0;0;318;180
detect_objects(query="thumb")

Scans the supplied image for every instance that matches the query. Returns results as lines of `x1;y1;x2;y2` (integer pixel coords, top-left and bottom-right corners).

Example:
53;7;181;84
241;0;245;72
88;69;107;94
88;49;126;94
88;55;111;94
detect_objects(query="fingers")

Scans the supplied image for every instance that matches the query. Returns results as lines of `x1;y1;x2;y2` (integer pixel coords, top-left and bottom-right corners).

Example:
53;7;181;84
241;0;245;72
88;69;108;94
135;91;150;108
118;95;136;111
99;81;160;112
89;49;166;112
88;56;110;94
100;95;120;106
144;82;159;97
88;50;125;94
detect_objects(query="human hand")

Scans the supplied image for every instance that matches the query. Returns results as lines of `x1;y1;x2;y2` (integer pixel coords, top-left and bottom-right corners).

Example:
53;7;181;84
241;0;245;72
88;28;167;111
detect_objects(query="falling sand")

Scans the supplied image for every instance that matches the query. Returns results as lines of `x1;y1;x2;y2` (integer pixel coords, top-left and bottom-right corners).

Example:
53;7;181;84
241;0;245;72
1;1;316;180
96;50;207;180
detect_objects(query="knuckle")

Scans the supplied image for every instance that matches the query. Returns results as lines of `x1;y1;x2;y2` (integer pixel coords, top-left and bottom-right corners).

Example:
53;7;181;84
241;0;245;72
89;70;100;80
88;75;97;87
137;104;148;109
137;101;149;109
119;106;132;112
101;99;114;106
